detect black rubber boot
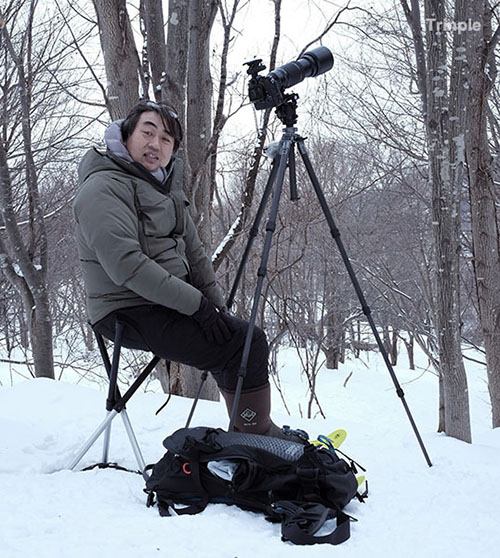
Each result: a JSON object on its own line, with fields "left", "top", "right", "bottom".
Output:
{"left": 220, "top": 382, "right": 272, "bottom": 434}
{"left": 220, "top": 383, "right": 309, "bottom": 444}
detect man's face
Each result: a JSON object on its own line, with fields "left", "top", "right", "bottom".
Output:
{"left": 125, "top": 111, "right": 175, "bottom": 172}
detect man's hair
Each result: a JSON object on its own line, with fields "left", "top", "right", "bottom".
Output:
{"left": 121, "top": 100, "right": 183, "bottom": 152}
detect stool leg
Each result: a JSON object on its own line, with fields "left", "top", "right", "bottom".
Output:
{"left": 101, "top": 322, "right": 124, "bottom": 465}
{"left": 106, "top": 322, "right": 124, "bottom": 409}
{"left": 120, "top": 409, "right": 148, "bottom": 479}
{"left": 69, "top": 410, "right": 118, "bottom": 470}
{"left": 69, "top": 323, "right": 158, "bottom": 473}
{"left": 101, "top": 412, "right": 112, "bottom": 464}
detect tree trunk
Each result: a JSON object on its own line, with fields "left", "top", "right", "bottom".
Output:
{"left": 166, "top": 361, "right": 220, "bottom": 401}
{"left": 351, "top": 320, "right": 361, "bottom": 358}
{"left": 148, "top": 0, "right": 191, "bottom": 397}
{"left": 323, "top": 311, "right": 345, "bottom": 369}
{"left": 142, "top": 0, "right": 167, "bottom": 101}
{"left": 92, "top": 0, "right": 140, "bottom": 118}
{"left": 163, "top": 0, "right": 189, "bottom": 119}
{"left": 382, "top": 325, "right": 399, "bottom": 365}
{"left": 30, "top": 290, "right": 55, "bottom": 379}
{"left": 403, "top": 333, "right": 415, "bottom": 370}
{"left": 0, "top": 10, "right": 55, "bottom": 380}
{"left": 464, "top": 0, "right": 500, "bottom": 428}
{"left": 185, "top": 0, "right": 218, "bottom": 238}
{"left": 403, "top": 0, "right": 472, "bottom": 440}
{"left": 390, "top": 328, "right": 399, "bottom": 366}
{"left": 170, "top": 0, "right": 220, "bottom": 401}
{"left": 383, "top": 325, "right": 391, "bottom": 358}
{"left": 158, "top": 0, "right": 219, "bottom": 401}
{"left": 424, "top": 0, "right": 471, "bottom": 441}
{"left": 438, "top": 373, "right": 445, "bottom": 432}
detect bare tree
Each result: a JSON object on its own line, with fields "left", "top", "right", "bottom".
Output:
{"left": 0, "top": 3, "right": 57, "bottom": 379}
{"left": 464, "top": 0, "right": 500, "bottom": 428}
{"left": 401, "top": 0, "right": 471, "bottom": 441}
{"left": 0, "top": 0, "right": 112, "bottom": 381}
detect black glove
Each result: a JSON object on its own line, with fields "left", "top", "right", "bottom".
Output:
{"left": 192, "top": 296, "right": 234, "bottom": 345}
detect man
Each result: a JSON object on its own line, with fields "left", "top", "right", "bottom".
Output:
{"left": 73, "top": 100, "right": 301, "bottom": 441}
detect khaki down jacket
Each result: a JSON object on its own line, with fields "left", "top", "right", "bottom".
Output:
{"left": 73, "top": 148, "right": 225, "bottom": 325}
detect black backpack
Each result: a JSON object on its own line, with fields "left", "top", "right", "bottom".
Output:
{"left": 144, "top": 426, "right": 365, "bottom": 546}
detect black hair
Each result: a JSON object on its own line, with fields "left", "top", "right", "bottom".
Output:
{"left": 121, "top": 100, "right": 183, "bottom": 151}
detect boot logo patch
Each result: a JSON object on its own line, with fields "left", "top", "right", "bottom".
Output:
{"left": 240, "top": 408, "right": 257, "bottom": 422}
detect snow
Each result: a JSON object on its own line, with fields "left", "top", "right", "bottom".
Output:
{"left": 0, "top": 344, "right": 499, "bottom": 557}
{"left": 212, "top": 210, "right": 243, "bottom": 262}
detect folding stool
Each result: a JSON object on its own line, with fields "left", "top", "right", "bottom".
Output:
{"left": 68, "top": 318, "right": 210, "bottom": 479}
{"left": 68, "top": 320, "right": 160, "bottom": 480}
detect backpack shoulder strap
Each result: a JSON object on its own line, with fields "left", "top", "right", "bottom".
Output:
{"left": 272, "top": 501, "right": 353, "bottom": 546}
{"left": 157, "top": 498, "right": 208, "bottom": 517}
{"left": 145, "top": 439, "right": 212, "bottom": 517}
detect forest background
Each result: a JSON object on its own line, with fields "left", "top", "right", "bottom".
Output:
{"left": 1, "top": 0, "right": 499, "bottom": 444}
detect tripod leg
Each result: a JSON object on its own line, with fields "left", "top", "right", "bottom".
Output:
{"left": 296, "top": 137, "right": 433, "bottom": 467}
{"left": 227, "top": 154, "right": 282, "bottom": 310}
{"left": 185, "top": 371, "right": 208, "bottom": 428}
{"left": 229, "top": 129, "right": 296, "bottom": 430}
{"left": 288, "top": 142, "right": 299, "bottom": 201}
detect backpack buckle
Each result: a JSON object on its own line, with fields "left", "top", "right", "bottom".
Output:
{"left": 282, "top": 425, "right": 310, "bottom": 441}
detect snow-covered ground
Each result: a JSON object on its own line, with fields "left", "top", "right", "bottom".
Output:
{"left": 0, "top": 343, "right": 498, "bottom": 557}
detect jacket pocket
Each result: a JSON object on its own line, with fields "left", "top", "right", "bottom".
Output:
{"left": 138, "top": 191, "right": 177, "bottom": 239}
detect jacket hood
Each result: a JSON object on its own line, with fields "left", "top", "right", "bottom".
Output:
{"left": 78, "top": 147, "right": 180, "bottom": 193}
{"left": 78, "top": 148, "right": 121, "bottom": 184}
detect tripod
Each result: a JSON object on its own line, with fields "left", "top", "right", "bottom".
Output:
{"left": 226, "top": 94, "right": 432, "bottom": 467}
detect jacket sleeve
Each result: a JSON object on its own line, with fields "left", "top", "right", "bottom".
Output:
{"left": 74, "top": 175, "right": 202, "bottom": 315}
{"left": 183, "top": 211, "right": 227, "bottom": 310}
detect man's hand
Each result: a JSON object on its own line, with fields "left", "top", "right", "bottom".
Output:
{"left": 192, "top": 296, "right": 234, "bottom": 345}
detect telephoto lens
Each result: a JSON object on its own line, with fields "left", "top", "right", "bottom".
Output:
{"left": 268, "top": 46, "right": 334, "bottom": 90}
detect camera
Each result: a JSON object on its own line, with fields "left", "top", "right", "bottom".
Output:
{"left": 245, "top": 46, "right": 334, "bottom": 110}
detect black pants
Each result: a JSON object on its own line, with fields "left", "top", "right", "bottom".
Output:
{"left": 93, "top": 304, "right": 269, "bottom": 391}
